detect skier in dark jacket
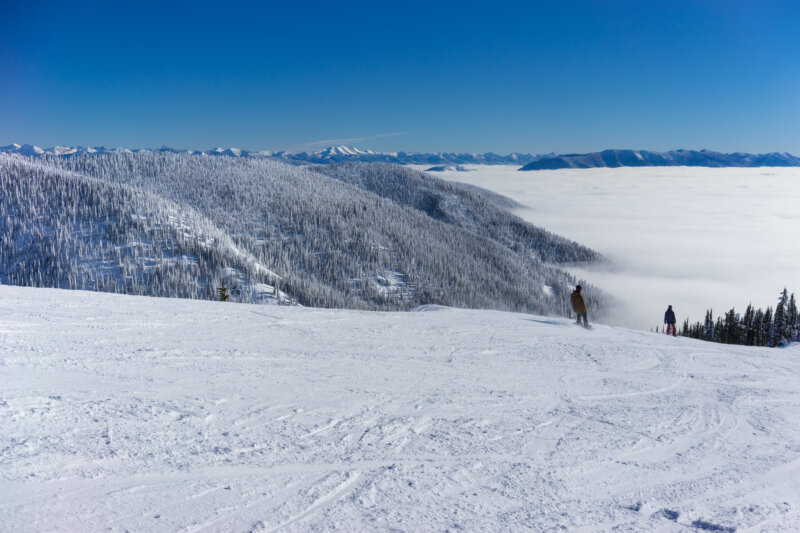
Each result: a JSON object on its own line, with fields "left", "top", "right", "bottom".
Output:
{"left": 571, "top": 285, "right": 589, "bottom": 328}
{"left": 664, "top": 305, "right": 677, "bottom": 336}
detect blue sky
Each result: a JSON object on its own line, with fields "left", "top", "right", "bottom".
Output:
{"left": 2, "top": 1, "right": 798, "bottom": 154}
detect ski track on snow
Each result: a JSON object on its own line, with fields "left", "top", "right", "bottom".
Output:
{"left": 1, "top": 286, "right": 799, "bottom": 531}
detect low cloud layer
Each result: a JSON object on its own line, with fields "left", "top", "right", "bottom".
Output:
{"left": 428, "top": 165, "right": 800, "bottom": 331}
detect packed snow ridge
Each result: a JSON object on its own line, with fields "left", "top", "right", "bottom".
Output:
{"left": 2, "top": 285, "right": 798, "bottom": 531}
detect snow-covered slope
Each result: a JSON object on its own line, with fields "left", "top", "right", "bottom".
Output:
{"left": 2, "top": 285, "right": 797, "bottom": 531}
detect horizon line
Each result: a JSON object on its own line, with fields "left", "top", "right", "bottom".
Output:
{"left": 2, "top": 142, "right": 798, "bottom": 158}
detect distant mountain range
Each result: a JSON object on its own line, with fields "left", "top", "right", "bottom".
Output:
{"left": 519, "top": 149, "right": 800, "bottom": 170}
{"left": 0, "top": 143, "right": 543, "bottom": 166}
{"left": 4, "top": 143, "right": 798, "bottom": 169}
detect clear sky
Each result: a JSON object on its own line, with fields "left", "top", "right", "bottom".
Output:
{"left": 2, "top": 0, "right": 798, "bottom": 154}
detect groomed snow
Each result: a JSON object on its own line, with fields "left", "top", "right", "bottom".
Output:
{"left": 2, "top": 285, "right": 799, "bottom": 531}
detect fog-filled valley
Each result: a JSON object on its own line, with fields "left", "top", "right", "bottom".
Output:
{"left": 424, "top": 165, "right": 800, "bottom": 331}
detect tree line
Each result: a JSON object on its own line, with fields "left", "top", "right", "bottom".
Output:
{"left": 680, "top": 288, "right": 799, "bottom": 347}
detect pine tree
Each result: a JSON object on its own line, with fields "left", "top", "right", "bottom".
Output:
{"left": 713, "top": 316, "right": 725, "bottom": 343}
{"left": 762, "top": 307, "right": 773, "bottom": 347}
{"left": 703, "top": 309, "right": 714, "bottom": 341}
{"left": 742, "top": 304, "right": 756, "bottom": 346}
{"left": 752, "top": 309, "right": 764, "bottom": 346}
{"left": 771, "top": 289, "right": 789, "bottom": 346}
{"left": 723, "top": 308, "right": 740, "bottom": 344}
{"left": 787, "top": 292, "right": 799, "bottom": 342}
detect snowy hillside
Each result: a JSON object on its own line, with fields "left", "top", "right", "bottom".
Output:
{"left": 2, "top": 285, "right": 798, "bottom": 531}
{"left": 0, "top": 153, "right": 602, "bottom": 316}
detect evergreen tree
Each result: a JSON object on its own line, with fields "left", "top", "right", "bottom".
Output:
{"left": 771, "top": 289, "right": 789, "bottom": 346}
{"left": 742, "top": 304, "right": 756, "bottom": 346}
{"left": 723, "top": 308, "right": 740, "bottom": 344}
{"left": 762, "top": 307, "right": 773, "bottom": 346}
{"left": 713, "top": 316, "right": 725, "bottom": 343}
{"left": 703, "top": 310, "right": 714, "bottom": 341}
{"left": 752, "top": 308, "right": 765, "bottom": 346}
{"left": 787, "top": 292, "right": 799, "bottom": 342}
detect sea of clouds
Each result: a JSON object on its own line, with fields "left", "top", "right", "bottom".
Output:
{"left": 421, "top": 165, "right": 800, "bottom": 331}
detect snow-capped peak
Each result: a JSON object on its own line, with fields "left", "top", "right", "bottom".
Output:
{"left": 19, "top": 144, "right": 45, "bottom": 156}
{"left": 317, "top": 145, "right": 377, "bottom": 157}
{"left": 51, "top": 146, "right": 78, "bottom": 155}
{"left": 206, "top": 147, "right": 245, "bottom": 157}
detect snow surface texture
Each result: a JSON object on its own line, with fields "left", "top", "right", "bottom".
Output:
{"left": 418, "top": 165, "right": 800, "bottom": 331}
{"left": 2, "top": 285, "right": 798, "bottom": 531}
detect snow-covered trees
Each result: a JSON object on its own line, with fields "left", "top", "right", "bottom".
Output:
{"left": 681, "top": 288, "right": 800, "bottom": 347}
{"left": 0, "top": 152, "right": 606, "bottom": 317}
{"left": 0, "top": 155, "right": 278, "bottom": 303}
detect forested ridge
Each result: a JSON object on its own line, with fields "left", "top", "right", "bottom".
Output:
{"left": 1, "top": 152, "right": 606, "bottom": 316}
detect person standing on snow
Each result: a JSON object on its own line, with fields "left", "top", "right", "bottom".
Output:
{"left": 664, "top": 305, "right": 677, "bottom": 336}
{"left": 570, "top": 285, "right": 589, "bottom": 328}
